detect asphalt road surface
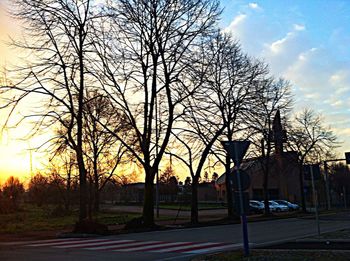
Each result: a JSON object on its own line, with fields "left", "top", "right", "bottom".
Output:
{"left": 1, "top": 212, "right": 350, "bottom": 261}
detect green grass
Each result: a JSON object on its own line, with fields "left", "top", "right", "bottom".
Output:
{"left": 0, "top": 204, "right": 139, "bottom": 234}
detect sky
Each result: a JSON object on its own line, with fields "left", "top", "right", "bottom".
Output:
{"left": 0, "top": 0, "right": 350, "bottom": 182}
{"left": 220, "top": 0, "right": 350, "bottom": 153}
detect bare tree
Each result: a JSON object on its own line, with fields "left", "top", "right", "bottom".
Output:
{"left": 171, "top": 32, "right": 267, "bottom": 223}
{"left": 329, "top": 163, "right": 350, "bottom": 206}
{"left": 93, "top": 0, "right": 220, "bottom": 226}
{"left": 288, "top": 109, "right": 338, "bottom": 212}
{"left": 247, "top": 78, "right": 292, "bottom": 214}
{"left": 83, "top": 91, "right": 129, "bottom": 213}
{"left": 0, "top": 0, "right": 100, "bottom": 223}
{"left": 207, "top": 34, "right": 268, "bottom": 220}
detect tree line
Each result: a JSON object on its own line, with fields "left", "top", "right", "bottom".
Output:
{"left": 0, "top": 0, "right": 338, "bottom": 228}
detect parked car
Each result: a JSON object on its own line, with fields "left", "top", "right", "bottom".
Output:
{"left": 274, "top": 200, "right": 300, "bottom": 211}
{"left": 249, "top": 200, "right": 264, "bottom": 214}
{"left": 269, "top": 200, "right": 289, "bottom": 212}
{"left": 261, "top": 200, "right": 289, "bottom": 212}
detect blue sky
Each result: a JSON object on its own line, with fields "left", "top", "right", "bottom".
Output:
{"left": 219, "top": 0, "right": 350, "bottom": 154}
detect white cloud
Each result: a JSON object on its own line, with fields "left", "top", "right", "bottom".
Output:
{"left": 269, "top": 32, "right": 295, "bottom": 54}
{"left": 293, "top": 24, "right": 305, "bottom": 31}
{"left": 329, "top": 70, "right": 350, "bottom": 94}
{"left": 227, "top": 13, "right": 247, "bottom": 29}
{"left": 248, "top": 3, "right": 261, "bottom": 10}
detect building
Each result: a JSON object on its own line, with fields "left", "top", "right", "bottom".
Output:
{"left": 216, "top": 151, "right": 301, "bottom": 203}
{"left": 216, "top": 110, "right": 302, "bottom": 204}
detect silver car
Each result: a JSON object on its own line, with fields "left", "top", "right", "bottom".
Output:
{"left": 274, "top": 200, "right": 300, "bottom": 211}
{"left": 269, "top": 200, "right": 289, "bottom": 212}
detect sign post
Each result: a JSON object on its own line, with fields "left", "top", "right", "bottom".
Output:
{"left": 304, "top": 164, "right": 321, "bottom": 237}
{"left": 221, "top": 140, "right": 250, "bottom": 256}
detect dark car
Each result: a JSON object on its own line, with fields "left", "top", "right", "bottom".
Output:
{"left": 249, "top": 200, "right": 264, "bottom": 214}
{"left": 274, "top": 200, "right": 300, "bottom": 211}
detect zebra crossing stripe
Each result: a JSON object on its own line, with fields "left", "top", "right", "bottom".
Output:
{"left": 115, "top": 242, "right": 194, "bottom": 251}
{"left": 180, "top": 243, "right": 240, "bottom": 254}
{"left": 85, "top": 241, "right": 161, "bottom": 251}
{"left": 26, "top": 238, "right": 238, "bottom": 254}
{"left": 83, "top": 240, "right": 140, "bottom": 250}
{"left": 4, "top": 238, "right": 81, "bottom": 246}
{"left": 150, "top": 242, "right": 224, "bottom": 253}
{"left": 27, "top": 238, "right": 107, "bottom": 247}
{"left": 53, "top": 239, "right": 117, "bottom": 248}
{"left": 115, "top": 241, "right": 193, "bottom": 252}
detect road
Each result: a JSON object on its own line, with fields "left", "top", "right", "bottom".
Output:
{"left": 104, "top": 205, "right": 228, "bottom": 218}
{"left": 1, "top": 212, "right": 349, "bottom": 261}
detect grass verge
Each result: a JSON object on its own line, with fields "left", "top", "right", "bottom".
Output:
{"left": 0, "top": 204, "right": 139, "bottom": 234}
{"left": 193, "top": 249, "right": 350, "bottom": 261}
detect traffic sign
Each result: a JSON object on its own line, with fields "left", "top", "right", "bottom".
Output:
{"left": 221, "top": 140, "right": 250, "bottom": 166}
{"left": 234, "top": 192, "right": 249, "bottom": 215}
{"left": 231, "top": 169, "right": 251, "bottom": 191}
{"left": 345, "top": 152, "right": 350, "bottom": 164}
{"left": 303, "top": 164, "right": 321, "bottom": 181}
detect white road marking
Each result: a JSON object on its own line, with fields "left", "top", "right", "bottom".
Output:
{"left": 150, "top": 242, "right": 223, "bottom": 253}
{"left": 27, "top": 238, "right": 106, "bottom": 247}
{"left": 85, "top": 240, "right": 161, "bottom": 250}
{"left": 115, "top": 241, "right": 193, "bottom": 252}
{"left": 53, "top": 239, "right": 120, "bottom": 248}
{"left": 181, "top": 243, "right": 241, "bottom": 254}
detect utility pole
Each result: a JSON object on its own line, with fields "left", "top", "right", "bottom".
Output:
{"left": 323, "top": 161, "right": 331, "bottom": 210}
{"left": 310, "top": 165, "right": 320, "bottom": 237}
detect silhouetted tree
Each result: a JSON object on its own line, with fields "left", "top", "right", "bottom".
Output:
{"left": 288, "top": 109, "right": 338, "bottom": 212}
{"left": 83, "top": 91, "right": 129, "bottom": 213}
{"left": 2, "top": 176, "right": 24, "bottom": 210}
{"left": 93, "top": 0, "right": 220, "bottom": 226}
{"left": 28, "top": 174, "right": 50, "bottom": 207}
{"left": 247, "top": 78, "right": 292, "bottom": 215}
{"left": 1, "top": 0, "right": 101, "bottom": 223}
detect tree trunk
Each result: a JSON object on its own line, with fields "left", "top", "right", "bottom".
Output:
{"left": 142, "top": 171, "right": 155, "bottom": 227}
{"left": 262, "top": 139, "right": 271, "bottom": 215}
{"left": 65, "top": 169, "right": 71, "bottom": 212}
{"left": 190, "top": 177, "right": 199, "bottom": 224}
{"left": 262, "top": 159, "right": 270, "bottom": 215}
{"left": 77, "top": 151, "right": 87, "bottom": 221}
{"left": 225, "top": 156, "right": 235, "bottom": 220}
{"left": 77, "top": 27, "right": 87, "bottom": 222}
{"left": 263, "top": 171, "right": 270, "bottom": 215}
{"left": 93, "top": 158, "right": 100, "bottom": 213}
{"left": 299, "top": 163, "right": 306, "bottom": 212}
{"left": 94, "top": 180, "right": 100, "bottom": 213}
